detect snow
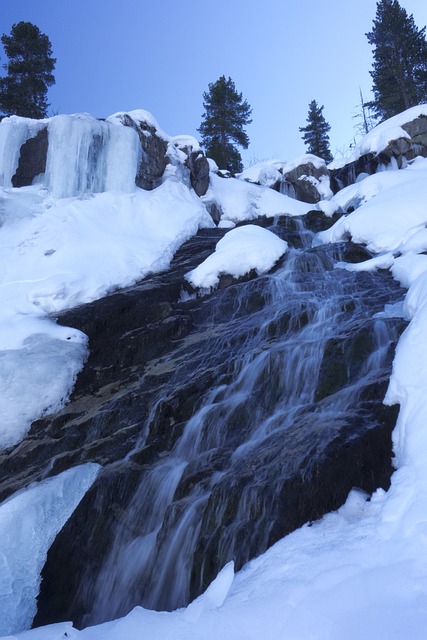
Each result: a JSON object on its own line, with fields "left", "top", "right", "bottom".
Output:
{"left": 0, "top": 463, "right": 100, "bottom": 636}
{"left": 185, "top": 225, "right": 288, "bottom": 289}
{"left": 330, "top": 104, "right": 427, "bottom": 169}
{"left": 107, "top": 109, "right": 170, "bottom": 141}
{"left": 315, "top": 157, "right": 427, "bottom": 253}
{"left": 205, "top": 173, "right": 312, "bottom": 223}
{"left": 0, "top": 112, "right": 214, "bottom": 450}
{"left": 6, "top": 107, "right": 427, "bottom": 640}
{"left": 239, "top": 154, "right": 327, "bottom": 186}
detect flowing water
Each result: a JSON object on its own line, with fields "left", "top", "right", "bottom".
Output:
{"left": 77, "top": 220, "right": 404, "bottom": 626}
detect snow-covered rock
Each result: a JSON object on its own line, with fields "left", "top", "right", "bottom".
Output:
{"left": 185, "top": 224, "right": 288, "bottom": 289}
{"left": 329, "top": 105, "right": 427, "bottom": 191}
{"left": 239, "top": 154, "right": 332, "bottom": 204}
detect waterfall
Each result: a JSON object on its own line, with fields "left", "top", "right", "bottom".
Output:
{"left": 72, "top": 222, "right": 404, "bottom": 626}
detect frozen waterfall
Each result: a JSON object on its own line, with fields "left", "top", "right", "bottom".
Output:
{"left": 0, "top": 113, "right": 141, "bottom": 198}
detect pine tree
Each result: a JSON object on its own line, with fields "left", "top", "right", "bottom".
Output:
{"left": 0, "top": 21, "right": 56, "bottom": 119}
{"left": 366, "top": 0, "right": 427, "bottom": 120}
{"left": 299, "top": 100, "right": 333, "bottom": 163}
{"left": 198, "top": 76, "right": 252, "bottom": 174}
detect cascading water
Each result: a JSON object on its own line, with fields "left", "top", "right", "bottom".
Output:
{"left": 54, "top": 220, "right": 404, "bottom": 627}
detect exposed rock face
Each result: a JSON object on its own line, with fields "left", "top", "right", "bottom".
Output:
{"left": 282, "top": 161, "right": 331, "bottom": 204}
{"left": 401, "top": 114, "right": 427, "bottom": 150}
{"left": 119, "top": 113, "right": 169, "bottom": 190}
{"left": 186, "top": 149, "right": 210, "bottom": 197}
{"left": 11, "top": 127, "right": 48, "bottom": 187}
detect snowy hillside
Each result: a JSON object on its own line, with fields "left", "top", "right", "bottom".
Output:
{"left": 2, "top": 106, "right": 427, "bottom": 640}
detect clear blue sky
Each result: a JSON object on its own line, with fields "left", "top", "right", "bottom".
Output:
{"left": 1, "top": 0, "right": 427, "bottom": 166}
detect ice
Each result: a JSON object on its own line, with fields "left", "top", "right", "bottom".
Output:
{"left": 185, "top": 224, "right": 287, "bottom": 289}
{"left": 0, "top": 117, "right": 47, "bottom": 188}
{"left": 45, "top": 114, "right": 140, "bottom": 198}
{"left": 0, "top": 332, "right": 88, "bottom": 450}
{"left": 0, "top": 463, "right": 100, "bottom": 636}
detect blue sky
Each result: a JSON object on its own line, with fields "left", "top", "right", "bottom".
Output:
{"left": 2, "top": 0, "right": 427, "bottom": 166}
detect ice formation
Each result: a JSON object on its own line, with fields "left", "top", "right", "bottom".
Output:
{"left": 0, "top": 463, "right": 100, "bottom": 635}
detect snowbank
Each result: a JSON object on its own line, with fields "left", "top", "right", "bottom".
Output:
{"left": 315, "top": 157, "right": 427, "bottom": 253}
{"left": 185, "top": 225, "right": 287, "bottom": 289}
{"left": 205, "top": 173, "right": 312, "bottom": 222}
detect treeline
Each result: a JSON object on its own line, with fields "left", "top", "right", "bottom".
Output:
{"left": 1, "top": 1, "right": 427, "bottom": 170}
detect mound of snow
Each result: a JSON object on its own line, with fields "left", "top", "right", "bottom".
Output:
{"left": 185, "top": 225, "right": 288, "bottom": 289}
{"left": 315, "top": 158, "right": 427, "bottom": 253}
{"left": 206, "top": 174, "right": 311, "bottom": 223}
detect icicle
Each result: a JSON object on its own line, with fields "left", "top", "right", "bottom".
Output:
{"left": 44, "top": 114, "right": 140, "bottom": 198}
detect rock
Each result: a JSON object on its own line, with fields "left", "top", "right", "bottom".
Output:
{"left": 12, "top": 127, "right": 48, "bottom": 187}
{"left": 186, "top": 150, "right": 210, "bottom": 197}
{"left": 300, "top": 210, "right": 342, "bottom": 233}
{"left": 330, "top": 115, "right": 427, "bottom": 193}
{"left": 330, "top": 153, "right": 380, "bottom": 193}
{"left": 282, "top": 160, "right": 331, "bottom": 204}
{"left": 401, "top": 114, "right": 427, "bottom": 151}
{"left": 119, "top": 113, "right": 168, "bottom": 190}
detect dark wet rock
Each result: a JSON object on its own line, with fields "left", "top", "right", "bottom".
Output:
{"left": 340, "top": 242, "right": 373, "bottom": 264}
{"left": 301, "top": 210, "right": 342, "bottom": 233}
{"left": 12, "top": 127, "right": 48, "bottom": 187}
{"left": 191, "top": 391, "right": 399, "bottom": 597}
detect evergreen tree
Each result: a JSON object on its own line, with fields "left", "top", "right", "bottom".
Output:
{"left": 366, "top": 0, "right": 427, "bottom": 120}
{"left": 0, "top": 21, "right": 56, "bottom": 119}
{"left": 198, "top": 75, "right": 252, "bottom": 174}
{"left": 299, "top": 100, "right": 333, "bottom": 163}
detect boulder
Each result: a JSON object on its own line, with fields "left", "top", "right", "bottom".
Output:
{"left": 282, "top": 161, "right": 331, "bottom": 204}
{"left": 119, "top": 113, "right": 168, "bottom": 190}
{"left": 186, "top": 150, "right": 210, "bottom": 197}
